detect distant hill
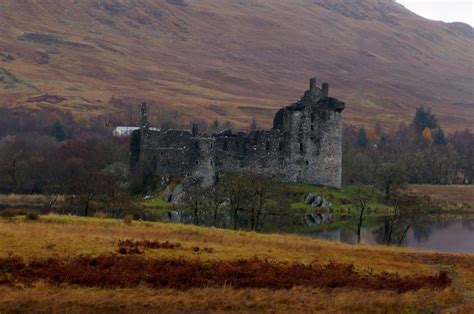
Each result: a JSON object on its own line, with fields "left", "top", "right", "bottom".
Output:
{"left": 0, "top": 0, "right": 472, "bottom": 131}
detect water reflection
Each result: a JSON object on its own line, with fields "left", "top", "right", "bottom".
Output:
{"left": 308, "top": 218, "right": 474, "bottom": 254}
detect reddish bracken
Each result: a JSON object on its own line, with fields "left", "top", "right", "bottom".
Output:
{"left": 117, "top": 239, "right": 182, "bottom": 255}
{"left": 0, "top": 255, "right": 450, "bottom": 293}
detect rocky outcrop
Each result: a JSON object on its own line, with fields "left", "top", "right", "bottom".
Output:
{"left": 305, "top": 192, "right": 333, "bottom": 209}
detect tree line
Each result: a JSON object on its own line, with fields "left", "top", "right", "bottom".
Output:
{"left": 343, "top": 106, "right": 473, "bottom": 186}
{"left": 0, "top": 105, "right": 471, "bottom": 225}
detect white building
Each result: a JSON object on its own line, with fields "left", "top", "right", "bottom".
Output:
{"left": 112, "top": 126, "right": 140, "bottom": 137}
{"left": 113, "top": 126, "right": 160, "bottom": 137}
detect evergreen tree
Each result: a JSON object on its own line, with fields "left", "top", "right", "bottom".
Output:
{"left": 49, "top": 121, "right": 69, "bottom": 141}
{"left": 222, "top": 120, "right": 234, "bottom": 131}
{"left": 250, "top": 117, "right": 257, "bottom": 133}
{"left": 413, "top": 105, "right": 438, "bottom": 134}
{"left": 209, "top": 119, "right": 221, "bottom": 134}
{"left": 356, "top": 127, "right": 368, "bottom": 147}
{"left": 434, "top": 127, "right": 447, "bottom": 145}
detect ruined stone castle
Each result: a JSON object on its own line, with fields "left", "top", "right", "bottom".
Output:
{"left": 130, "top": 78, "right": 345, "bottom": 189}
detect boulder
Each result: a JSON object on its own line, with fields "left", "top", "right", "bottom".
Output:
{"left": 171, "top": 184, "right": 185, "bottom": 204}
{"left": 305, "top": 192, "right": 317, "bottom": 205}
{"left": 321, "top": 198, "right": 333, "bottom": 209}
{"left": 163, "top": 186, "right": 173, "bottom": 202}
{"left": 311, "top": 196, "right": 324, "bottom": 208}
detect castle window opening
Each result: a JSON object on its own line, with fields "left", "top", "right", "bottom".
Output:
{"left": 306, "top": 161, "right": 309, "bottom": 165}
{"left": 279, "top": 142, "right": 284, "bottom": 151}
{"left": 311, "top": 125, "right": 314, "bottom": 131}
{"left": 300, "top": 143, "right": 304, "bottom": 153}
{"left": 223, "top": 141, "right": 228, "bottom": 150}
{"left": 265, "top": 142, "right": 270, "bottom": 151}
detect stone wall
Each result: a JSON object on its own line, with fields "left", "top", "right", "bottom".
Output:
{"left": 131, "top": 78, "right": 345, "bottom": 189}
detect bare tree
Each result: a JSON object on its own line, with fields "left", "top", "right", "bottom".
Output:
{"left": 352, "top": 186, "right": 375, "bottom": 243}
{"left": 383, "top": 194, "right": 430, "bottom": 245}
{"left": 220, "top": 174, "right": 253, "bottom": 230}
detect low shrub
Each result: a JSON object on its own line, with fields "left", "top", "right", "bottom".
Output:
{"left": 117, "top": 239, "right": 182, "bottom": 255}
{"left": 123, "top": 214, "right": 133, "bottom": 225}
{"left": 25, "top": 211, "right": 39, "bottom": 221}
{"left": 0, "top": 255, "right": 451, "bottom": 293}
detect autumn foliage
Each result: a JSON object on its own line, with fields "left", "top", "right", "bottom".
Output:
{"left": 0, "top": 255, "right": 450, "bottom": 293}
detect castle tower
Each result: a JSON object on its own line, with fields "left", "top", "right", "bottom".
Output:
{"left": 322, "top": 83, "right": 329, "bottom": 97}
{"left": 272, "top": 78, "right": 345, "bottom": 188}
{"left": 309, "top": 78, "right": 317, "bottom": 92}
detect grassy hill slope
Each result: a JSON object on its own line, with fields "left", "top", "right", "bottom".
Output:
{"left": 0, "top": 0, "right": 472, "bottom": 130}
{"left": 0, "top": 215, "right": 473, "bottom": 312}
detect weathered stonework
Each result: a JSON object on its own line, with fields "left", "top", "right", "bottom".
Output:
{"left": 130, "top": 78, "right": 345, "bottom": 189}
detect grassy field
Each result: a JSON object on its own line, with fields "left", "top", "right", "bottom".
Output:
{"left": 0, "top": 214, "right": 473, "bottom": 312}
{"left": 408, "top": 185, "right": 474, "bottom": 210}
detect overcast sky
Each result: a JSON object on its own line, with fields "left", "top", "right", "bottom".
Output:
{"left": 397, "top": 0, "right": 473, "bottom": 26}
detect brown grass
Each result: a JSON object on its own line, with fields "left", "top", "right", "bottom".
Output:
{"left": 0, "top": 215, "right": 472, "bottom": 312}
{"left": 408, "top": 185, "right": 474, "bottom": 208}
{"left": 0, "top": 194, "right": 63, "bottom": 205}
{"left": 0, "top": 286, "right": 461, "bottom": 313}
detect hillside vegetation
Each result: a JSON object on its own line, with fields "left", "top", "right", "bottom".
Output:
{"left": 0, "top": 215, "right": 473, "bottom": 312}
{"left": 0, "top": 0, "right": 472, "bottom": 130}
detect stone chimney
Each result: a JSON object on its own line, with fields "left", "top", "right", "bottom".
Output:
{"left": 322, "top": 83, "right": 329, "bottom": 97}
{"left": 309, "top": 78, "right": 317, "bottom": 92}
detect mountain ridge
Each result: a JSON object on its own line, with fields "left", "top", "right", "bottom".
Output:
{"left": 0, "top": 0, "right": 472, "bottom": 131}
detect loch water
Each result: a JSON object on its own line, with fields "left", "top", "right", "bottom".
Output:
{"left": 308, "top": 217, "right": 474, "bottom": 254}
